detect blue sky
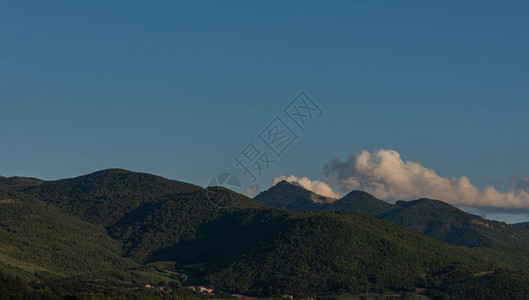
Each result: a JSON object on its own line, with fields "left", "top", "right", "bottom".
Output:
{"left": 1, "top": 1, "right": 528, "bottom": 222}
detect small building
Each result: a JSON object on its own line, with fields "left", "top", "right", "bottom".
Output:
{"left": 187, "top": 286, "right": 214, "bottom": 294}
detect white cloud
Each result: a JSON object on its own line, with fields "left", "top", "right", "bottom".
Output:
{"left": 242, "top": 184, "right": 260, "bottom": 198}
{"left": 323, "top": 149, "right": 529, "bottom": 209}
{"left": 272, "top": 175, "right": 340, "bottom": 199}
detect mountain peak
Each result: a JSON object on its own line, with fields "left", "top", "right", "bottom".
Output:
{"left": 395, "top": 198, "right": 459, "bottom": 210}
{"left": 328, "top": 190, "right": 395, "bottom": 215}
{"left": 22, "top": 169, "right": 202, "bottom": 226}
{"left": 94, "top": 168, "right": 132, "bottom": 172}
{"left": 267, "top": 180, "right": 311, "bottom": 195}
{"left": 254, "top": 180, "right": 336, "bottom": 211}
{"left": 84, "top": 168, "right": 143, "bottom": 177}
{"left": 275, "top": 179, "right": 301, "bottom": 188}
{"left": 343, "top": 190, "right": 378, "bottom": 199}
{"left": 0, "top": 176, "right": 45, "bottom": 191}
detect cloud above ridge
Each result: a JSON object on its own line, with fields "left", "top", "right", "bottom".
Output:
{"left": 242, "top": 184, "right": 260, "bottom": 198}
{"left": 322, "top": 149, "right": 529, "bottom": 209}
{"left": 271, "top": 175, "right": 340, "bottom": 199}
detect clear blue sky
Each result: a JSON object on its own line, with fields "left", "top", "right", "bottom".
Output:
{"left": 1, "top": 1, "right": 528, "bottom": 221}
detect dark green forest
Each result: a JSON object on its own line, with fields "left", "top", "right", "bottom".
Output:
{"left": 2, "top": 169, "right": 529, "bottom": 299}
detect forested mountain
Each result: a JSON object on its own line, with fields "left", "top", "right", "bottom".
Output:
{"left": 0, "top": 176, "right": 44, "bottom": 191}
{"left": 109, "top": 186, "right": 266, "bottom": 261}
{"left": 0, "top": 187, "right": 136, "bottom": 281}
{"left": 380, "top": 199, "right": 529, "bottom": 248}
{"left": 199, "top": 210, "right": 494, "bottom": 296}
{"left": 16, "top": 169, "right": 203, "bottom": 226}
{"left": 325, "top": 190, "right": 395, "bottom": 215}
{"left": 254, "top": 180, "right": 336, "bottom": 211}
{"left": 2, "top": 169, "right": 529, "bottom": 298}
{"left": 255, "top": 182, "right": 529, "bottom": 248}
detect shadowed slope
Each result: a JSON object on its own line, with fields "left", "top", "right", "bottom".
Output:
{"left": 254, "top": 180, "right": 336, "bottom": 211}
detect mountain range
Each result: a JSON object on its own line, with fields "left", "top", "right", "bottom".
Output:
{"left": 2, "top": 169, "right": 529, "bottom": 299}
{"left": 256, "top": 180, "right": 529, "bottom": 249}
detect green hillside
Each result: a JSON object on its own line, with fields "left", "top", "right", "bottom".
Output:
{"left": 201, "top": 210, "right": 493, "bottom": 297}
{"left": 430, "top": 269, "right": 529, "bottom": 300}
{"left": 109, "top": 186, "right": 266, "bottom": 261}
{"left": 0, "top": 176, "right": 44, "bottom": 191}
{"left": 21, "top": 169, "right": 202, "bottom": 226}
{"left": 0, "top": 185, "right": 239, "bottom": 298}
{"left": 0, "top": 269, "right": 53, "bottom": 299}
{"left": 0, "top": 266, "right": 229, "bottom": 299}
{"left": 3, "top": 169, "right": 529, "bottom": 298}
{"left": 0, "top": 187, "right": 136, "bottom": 281}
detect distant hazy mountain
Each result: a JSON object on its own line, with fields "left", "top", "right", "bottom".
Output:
{"left": 380, "top": 198, "right": 529, "bottom": 248}
{"left": 255, "top": 182, "right": 529, "bottom": 249}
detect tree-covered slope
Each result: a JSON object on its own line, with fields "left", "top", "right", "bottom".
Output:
{"left": 20, "top": 169, "right": 202, "bottom": 226}
{"left": 1, "top": 266, "right": 228, "bottom": 300}
{"left": 5, "top": 169, "right": 267, "bottom": 264}
{"left": 0, "top": 269, "right": 53, "bottom": 299}
{"left": 4, "top": 169, "right": 529, "bottom": 298}
{"left": 0, "top": 176, "right": 44, "bottom": 191}
{"left": 0, "top": 187, "right": 136, "bottom": 280}
{"left": 379, "top": 199, "right": 529, "bottom": 248}
{"left": 109, "top": 186, "right": 266, "bottom": 261}
{"left": 430, "top": 269, "right": 529, "bottom": 300}
{"left": 192, "top": 210, "right": 493, "bottom": 297}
